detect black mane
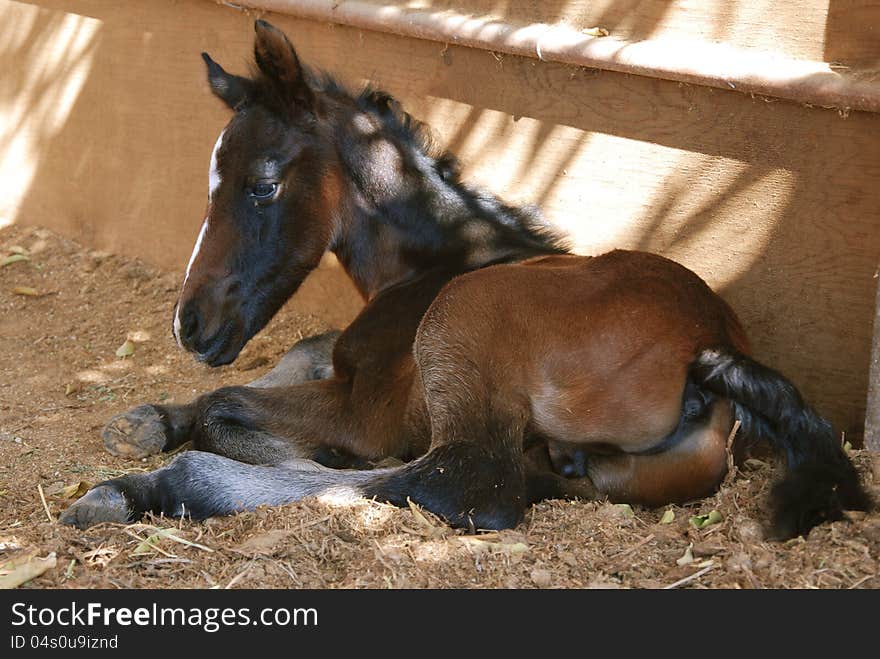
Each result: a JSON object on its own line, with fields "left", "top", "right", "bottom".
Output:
{"left": 247, "top": 63, "right": 571, "bottom": 265}
{"left": 353, "top": 86, "right": 571, "bottom": 258}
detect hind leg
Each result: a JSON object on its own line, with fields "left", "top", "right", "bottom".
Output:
{"left": 101, "top": 330, "right": 340, "bottom": 458}
{"left": 580, "top": 401, "right": 732, "bottom": 507}
{"left": 357, "top": 296, "right": 540, "bottom": 530}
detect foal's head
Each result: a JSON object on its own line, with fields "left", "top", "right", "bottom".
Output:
{"left": 174, "top": 20, "right": 567, "bottom": 365}
{"left": 173, "top": 20, "right": 342, "bottom": 365}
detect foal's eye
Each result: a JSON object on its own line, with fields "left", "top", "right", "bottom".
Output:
{"left": 249, "top": 182, "right": 278, "bottom": 199}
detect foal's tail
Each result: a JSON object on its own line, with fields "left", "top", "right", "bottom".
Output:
{"left": 690, "top": 348, "right": 871, "bottom": 538}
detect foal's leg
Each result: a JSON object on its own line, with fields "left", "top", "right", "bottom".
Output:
{"left": 62, "top": 293, "right": 565, "bottom": 530}
{"left": 246, "top": 330, "right": 341, "bottom": 388}
{"left": 101, "top": 330, "right": 340, "bottom": 458}
{"left": 60, "top": 450, "right": 392, "bottom": 529}
{"left": 358, "top": 292, "right": 582, "bottom": 529}
{"left": 545, "top": 400, "right": 732, "bottom": 507}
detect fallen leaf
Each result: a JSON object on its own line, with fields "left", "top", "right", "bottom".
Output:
{"left": 676, "top": 543, "right": 694, "bottom": 566}
{"left": 13, "top": 286, "right": 39, "bottom": 297}
{"left": 613, "top": 503, "right": 635, "bottom": 518}
{"left": 9, "top": 246, "right": 28, "bottom": 255}
{"left": 0, "top": 552, "right": 56, "bottom": 589}
{"left": 115, "top": 339, "right": 135, "bottom": 358}
{"left": 660, "top": 509, "right": 675, "bottom": 524}
{"left": 1, "top": 254, "right": 29, "bottom": 267}
{"left": 47, "top": 481, "right": 92, "bottom": 500}
{"left": 689, "top": 510, "right": 723, "bottom": 529}
{"left": 582, "top": 26, "right": 610, "bottom": 37}
{"left": 64, "top": 382, "right": 81, "bottom": 396}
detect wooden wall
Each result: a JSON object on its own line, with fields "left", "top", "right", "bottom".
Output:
{"left": 1, "top": 0, "right": 878, "bottom": 440}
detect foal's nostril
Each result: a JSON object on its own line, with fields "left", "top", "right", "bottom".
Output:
{"left": 179, "top": 302, "right": 202, "bottom": 346}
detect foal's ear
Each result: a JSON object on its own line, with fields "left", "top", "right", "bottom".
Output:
{"left": 253, "top": 20, "right": 314, "bottom": 111}
{"left": 202, "top": 52, "right": 250, "bottom": 110}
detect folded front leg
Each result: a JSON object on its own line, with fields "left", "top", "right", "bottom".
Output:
{"left": 100, "top": 329, "right": 342, "bottom": 459}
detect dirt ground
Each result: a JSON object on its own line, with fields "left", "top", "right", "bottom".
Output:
{"left": 1, "top": 224, "right": 879, "bottom": 590}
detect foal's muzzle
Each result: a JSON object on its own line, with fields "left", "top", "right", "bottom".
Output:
{"left": 174, "top": 276, "right": 244, "bottom": 365}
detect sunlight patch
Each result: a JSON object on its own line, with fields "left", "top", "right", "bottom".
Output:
{"left": 75, "top": 369, "right": 109, "bottom": 384}
{"left": 0, "top": 7, "right": 101, "bottom": 226}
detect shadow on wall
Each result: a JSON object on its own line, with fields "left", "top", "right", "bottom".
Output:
{"left": 3, "top": 1, "right": 878, "bottom": 439}
{"left": 2, "top": 0, "right": 249, "bottom": 260}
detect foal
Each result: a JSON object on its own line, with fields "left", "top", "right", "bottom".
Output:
{"left": 62, "top": 20, "right": 869, "bottom": 539}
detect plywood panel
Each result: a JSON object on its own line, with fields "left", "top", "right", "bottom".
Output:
{"left": 2, "top": 0, "right": 878, "bottom": 440}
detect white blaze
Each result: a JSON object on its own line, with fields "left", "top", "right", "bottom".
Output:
{"left": 208, "top": 128, "right": 225, "bottom": 200}
{"left": 183, "top": 219, "right": 209, "bottom": 286}
{"left": 173, "top": 127, "right": 225, "bottom": 348}
{"left": 173, "top": 218, "right": 209, "bottom": 347}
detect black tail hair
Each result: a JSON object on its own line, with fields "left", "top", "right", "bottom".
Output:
{"left": 690, "top": 348, "right": 871, "bottom": 539}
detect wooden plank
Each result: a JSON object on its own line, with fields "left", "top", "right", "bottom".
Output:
{"left": 251, "top": 0, "right": 880, "bottom": 112}
{"left": 253, "top": 0, "right": 880, "bottom": 66}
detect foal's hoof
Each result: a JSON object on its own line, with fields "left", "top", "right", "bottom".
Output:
{"left": 102, "top": 405, "right": 166, "bottom": 458}
{"left": 59, "top": 486, "right": 131, "bottom": 529}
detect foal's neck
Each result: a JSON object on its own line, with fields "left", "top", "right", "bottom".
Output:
{"left": 329, "top": 100, "right": 567, "bottom": 300}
